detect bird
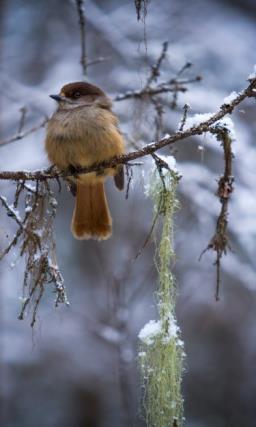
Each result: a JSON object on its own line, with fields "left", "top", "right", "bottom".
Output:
{"left": 45, "top": 81, "right": 125, "bottom": 240}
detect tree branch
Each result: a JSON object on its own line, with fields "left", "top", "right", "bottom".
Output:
{"left": 0, "top": 77, "right": 255, "bottom": 182}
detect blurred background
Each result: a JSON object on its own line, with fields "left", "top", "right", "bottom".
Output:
{"left": 1, "top": 0, "right": 256, "bottom": 426}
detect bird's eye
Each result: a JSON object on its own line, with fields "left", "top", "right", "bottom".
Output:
{"left": 73, "top": 91, "right": 81, "bottom": 98}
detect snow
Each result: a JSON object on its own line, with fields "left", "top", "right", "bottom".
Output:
{"left": 182, "top": 112, "right": 212, "bottom": 129}
{"left": 138, "top": 319, "right": 161, "bottom": 345}
{"left": 138, "top": 313, "right": 179, "bottom": 346}
{"left": 183, "top": 113, "right": 236, "bottom": 141}
{"left": 217, "top": 116, "right": 236, "bottom": 140}
{"left": 163, "top": 133, "right": 171, "bottom": 139}
{"left": 247, "top": 64, "right": 256, "bottom": 80}
{"left": 19, "top": 296, "right": 28, "bottom": 304}
{"left": 144, "top": 154, "right": 179, "bottom": 196}
{"left": 7, "top": 204, "right": 22, "bottom": 222}
{"left": 223, "top": 91, "right": 239, "bottom": 104}
{"left": 156, "top": 154, "right": 177, "bottom": 172}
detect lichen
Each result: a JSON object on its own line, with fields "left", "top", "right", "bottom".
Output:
{"left": 139, "top": 162, "right": 185, "bottom": 427}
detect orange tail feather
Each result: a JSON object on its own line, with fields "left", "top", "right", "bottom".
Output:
{"left": 71, "top": 182, "right": 112, "bottom": 240}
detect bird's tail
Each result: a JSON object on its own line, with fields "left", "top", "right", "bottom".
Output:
{"left": 71, "top": 182, "right": 112, "bottom": 240}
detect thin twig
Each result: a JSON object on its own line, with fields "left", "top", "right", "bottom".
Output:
{"left": 115, "top": 43, "right": 200, "bottom": 103}
{"left": 114, "top": 83, "right": 188, "bottom": 102}
{"left": 17, "top": 107, "right": 27, "bottom": 134}
{"left": 152, "top": 97, "right": 164, "bottom": 141}
{"left": 146, "top": 41, "right": 168, "bottom": 87}
{"left": 199, "top": 126, "right": 234, "bottom": 300}
{"left": 133, "top": 197, "right": 162, "bottom": 260}
{"left": 179, "top": 103, "right": 190, "bottom": 131}
{"left": 176, "top": 61, "right": 192, "bottom": 77}
{"left": 0, "top": 227, "right": 23, "bottom": 260}
{"left": 125, "top": 165, "right": 133, "bottom": 200}
{"left": 75, "top": 0, "right": 87, "bottom": 77}
{"left": 0, "top": 195, "right": 23, "bottom": 227}
{"left": 0, "top": 117, "right": 48, "bottom": 148}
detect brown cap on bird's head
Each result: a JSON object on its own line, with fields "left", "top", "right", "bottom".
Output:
{"left": 61, "top": 82, "right": 106, "bottom": 99}
{"left": 50, "top": 81, "right": 107, "bottom": 103}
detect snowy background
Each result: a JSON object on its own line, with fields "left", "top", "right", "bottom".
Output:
{"left": 1, "top": 0, "right": 256, "bottom": 426}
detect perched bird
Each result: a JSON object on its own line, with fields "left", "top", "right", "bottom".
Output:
{"left": 45, "top": 81, "right": 125, "bottom": 240}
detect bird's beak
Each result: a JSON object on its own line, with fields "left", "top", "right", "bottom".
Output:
{"left": 50, "top": 94, "right": 63, "bottom": 102}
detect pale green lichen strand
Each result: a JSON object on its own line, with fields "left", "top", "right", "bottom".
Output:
{"left": 139, "top": 164, "right": 184, "bottom": 427}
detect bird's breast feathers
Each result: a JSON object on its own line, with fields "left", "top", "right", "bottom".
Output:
{"left": 45, "top": 106, "right": 124, "bottom": 168}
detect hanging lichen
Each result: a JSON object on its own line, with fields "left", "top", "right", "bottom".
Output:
{"left": 139, "top": 156, "right": 185, "bottom": 427}
{"left": 134, "top": 0, "right": 150, "bottom": 21}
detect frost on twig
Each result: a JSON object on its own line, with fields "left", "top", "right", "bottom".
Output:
{"left": 0, "top": 180, "right": 69, "bottom": 327}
